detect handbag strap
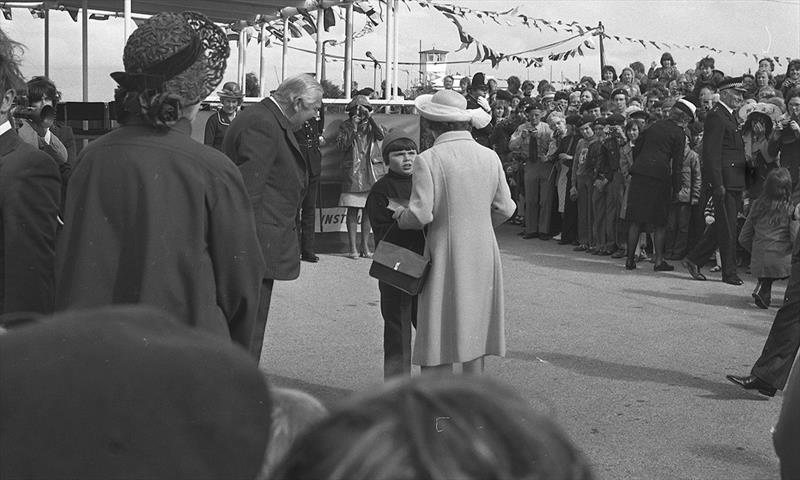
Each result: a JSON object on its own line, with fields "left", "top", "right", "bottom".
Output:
{"left": 379, "top": 219, "right": 429, "bottom": 260}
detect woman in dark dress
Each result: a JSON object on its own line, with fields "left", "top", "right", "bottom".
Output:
{"left": 625, "top": 99, "right": 695, "bottom": 271}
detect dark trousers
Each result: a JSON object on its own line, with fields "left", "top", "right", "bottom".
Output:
{"left": 751, "top": 245, "right": 800, "bottom": 390}
{"left": 666, "top": 202, "right": 692, "bottom": 258}
{"left": 686, "top": 190, "right": 741, "bottom": 278}
{"left": 250, "top": 278, "right": 273, "bottom": 360}
{"left": 298, "top": 174, "right": 319, "bottom": 257}
{"left": 562, "top": 174, "right": 578, "bottom": 243}
{"left": 379, "top": 281, "right": 417, "bottom": 379}
{"left": 576, "top": 176, "right": 594, "bottom": 246}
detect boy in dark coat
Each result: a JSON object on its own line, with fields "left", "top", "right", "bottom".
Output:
{"left": 365, "top": 129, "right": 425, "bottom": 379}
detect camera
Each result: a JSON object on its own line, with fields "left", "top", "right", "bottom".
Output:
{"left": 12, "top": 95, "right": 56, "bottom": 125}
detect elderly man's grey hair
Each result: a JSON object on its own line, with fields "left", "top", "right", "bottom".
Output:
{"left": 273, "top": 74, "right": 323, "bottom": 105}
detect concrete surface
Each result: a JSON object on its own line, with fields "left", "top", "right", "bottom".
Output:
{"left": 262, "top": 223, "right": 785, "bottom": 480}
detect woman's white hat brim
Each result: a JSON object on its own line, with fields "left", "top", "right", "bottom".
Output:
{"left": 415, "top": 93, "right": 472, "bottom": 122}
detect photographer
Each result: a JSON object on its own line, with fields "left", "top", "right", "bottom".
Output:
{"left": 16, "top": 76, "right": 75, "bottom": 207}
{"left": 336, "top": 95, "right": 386, "bottom": 259}
{"left": 0, "top": 27, "right": 61, "bottom": 316}
{"left": 768, "top": 87, "right": 800, "bottom": 204}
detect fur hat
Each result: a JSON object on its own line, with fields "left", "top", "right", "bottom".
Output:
{"left": 0, "top": 306, "right": 272, "bottom": 479}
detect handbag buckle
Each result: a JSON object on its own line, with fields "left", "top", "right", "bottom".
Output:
{"left": 394, "top": 262, "right": 401, "bottom": 270}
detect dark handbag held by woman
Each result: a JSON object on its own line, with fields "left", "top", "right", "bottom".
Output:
{"left": 369, "top": 224, "right": 429, "bottom": 295}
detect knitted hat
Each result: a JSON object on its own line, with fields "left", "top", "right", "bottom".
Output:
{"left": 382, "top": 128, "right": 418, "bottom": 160}
{"left": 0, "top": 306, "right": 272, "bottom": 479}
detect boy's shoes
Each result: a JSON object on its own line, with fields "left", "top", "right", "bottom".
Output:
{"left": 682, "top": 258, "right": 706, "bottom": 281}
{"left": 538, "top": 234, "right": 552, "bottom": 241}
{"left": 722, "top": 275, "right": 744, "bottom": 286}
{"left": 752, "top": 291, "right": 771, "bottom": 309}
{"left": 725, "top": 374, "right": 776, "bottom": 397}
{"left": 587, "top": 246, "right": 598, "bottom": 254}
{"left": 654, "top": 261, "right": 675, "bottom": 272}
{"left": 610, "top": 249, "right": 626, "bottom": 258}
{"left": 597, "top": 249, "right": 612, "bottom": 256}
{"left": 573, "top": 244, "right": 588, "bottom": 252}
{"left": 625, "top": 259, "right": 636, "bottom": 270}
{"left": 522, "top": 232, "right": 538, "bottom": 239}
{"left": 301, "top": 254, "right": 319, "bottom": 263}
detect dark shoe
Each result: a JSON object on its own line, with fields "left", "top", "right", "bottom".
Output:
{"left": 301, "top": 254, "right": 319, "bottom": 263}
{"left": 522, "top": 233, "right": 538, "bottom": 239}
{"left": 610, "top": 249, "right": 626, "bottom": 259}
{"left": 587, "top": 246, "right": 598, "bottom": 254}
{"left": 725, "top": 374, "right": 776, "bottom": 397}
{"left": 753, "top": 292, "right": 770, "bottom": 309}
{"left": 722, "top": 275, "right": 744, "bottom": 286}
{"left": 598, "top": 249, "right": 612, "bottom": 256}
{"left": 654, "top": 261, "right": 675, "bottom": 272}
{"left": 625, "top": 259, "right": 636, "bottom": 270}
{"left": 682, "top": 258, "right": 706, "bottom": 281}
{"left": 538, "top": 234, "right": 552, "bottom": 241}
{"left": 573, "top": 244, "right": 588, "bottom": 252}
{"left": 667, "top": 254, "right": 685, "bottom": 261}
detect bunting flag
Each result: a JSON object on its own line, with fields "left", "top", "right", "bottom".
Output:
{"left": 323, "top": 7, "right": 336, "bottom": 31}
{"left": 1, "top": 7, "right": 11, "bottom": 20}
{"left": 65, "top": 7, "right": 79, "bottom": 22}
{"left": 29, "top": 8, "right": 44, "bottom": 19}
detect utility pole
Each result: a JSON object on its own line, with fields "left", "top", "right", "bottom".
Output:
{"left": 598, "top": 21, "right": 606, "bottom": 73}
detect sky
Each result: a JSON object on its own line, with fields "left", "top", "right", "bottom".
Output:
{"left": 1, "top": 0, "right": 799, "bottom": 101}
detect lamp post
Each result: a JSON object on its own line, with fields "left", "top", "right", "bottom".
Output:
{"left": 321, "top": 39, "right": 337, "bottom": 84}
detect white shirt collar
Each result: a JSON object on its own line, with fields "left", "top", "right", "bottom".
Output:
{"left": 0, "top": 119, "right": 13, "bottom": 136}
{"left": 717, "top": 99, "right": 733, "bottom": 115}
{"left": 269, "top": 97, "right": 290, "bottom": 120}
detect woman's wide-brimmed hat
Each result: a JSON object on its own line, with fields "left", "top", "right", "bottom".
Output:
{"left": 111, "top": 11, "right": 229, "bottom": 104}
{"left": 738, "top": 102, "right": 783, "bottom": 123}
{"left": 414, "top": 90, "right": 472, "bottom": 122}
{"left": 217, "top": 82, "right": 244, "bottom": 100}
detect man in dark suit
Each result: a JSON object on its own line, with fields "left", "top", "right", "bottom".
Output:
{"left": 295, "top": 116, "right": 323, "bottom": 263}
{"left": 683, "top": 77, "right": 747, "bottom": 285}
{"left": 223, "top": 74, "right": 323, "bottom": 359}
{"left": 0, "top": 28, "right": 61, "bottom": 317}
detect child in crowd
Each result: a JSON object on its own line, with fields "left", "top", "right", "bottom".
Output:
{"left": 570, "top": 115, "right": 596, "bottom": 252}
{"left": 738, "top": 168, "right": 799, "bottom": 309}
{"left": 365, "top": 129, "right": 425, "bottom": 378}
{"left": 586, "top": 116, "right": 607, "bottom": 253}
{"left": 666, "top": 138, "right": 702, "bottom": 260}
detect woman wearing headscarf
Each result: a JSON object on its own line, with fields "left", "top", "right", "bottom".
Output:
{"left": 55, "top": 12, "right": 265, "bottom": 351}
{"left": 394, "top": 90, "right": 515, "bottom": 374}
{"left": 336, "top": 94, "right": 386, "bottom": 258}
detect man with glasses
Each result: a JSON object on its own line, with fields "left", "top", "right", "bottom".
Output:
{"left": 223, "top": 73, "right": 323, "bottom": 359}
{"left": 683, "top": 78, "right": 748, "bottom": 285}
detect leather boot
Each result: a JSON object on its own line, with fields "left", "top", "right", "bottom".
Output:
{"left": 753, "top": 278, "right": 772, "bottom": 309}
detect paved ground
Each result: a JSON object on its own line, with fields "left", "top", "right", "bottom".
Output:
{"left": 262, "top": 224, "right": 785, "bottom": 480}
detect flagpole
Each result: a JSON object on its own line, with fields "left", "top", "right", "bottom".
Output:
{"left": 82, "top": 0, "right": 88, "bottom": 101}
{"left": 282, "top": 16, "right": 289, "bottom": 81}
{"left": 124, "top": 0, "right": 131, "bottom": 40}
{"left": 391, "top": 0, "right": 400, "bottom": 99}
{"left": 43, "top": 5, "right": 49, "bottom": 78}
{"left": 315, "top": 10, "right": 324, "bottom": 80}
{"left": 384, "top": 0, "right": 392, "bottom": 104}
{"left": 260, "top": 21, "right": 268, "bottom": 97}
{"left": 238, "top": 25, "right": 247, "bottom": 91}
{"left": 344, "top": 2, "right": 353, "bottom": 98}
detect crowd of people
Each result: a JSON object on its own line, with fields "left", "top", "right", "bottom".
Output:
{"left": 1, "top": 8, "right": 800, "bottom": 479}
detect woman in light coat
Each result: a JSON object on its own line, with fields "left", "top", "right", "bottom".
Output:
{"left": 395, "top": 90, "right": 516, "bottom": 374}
